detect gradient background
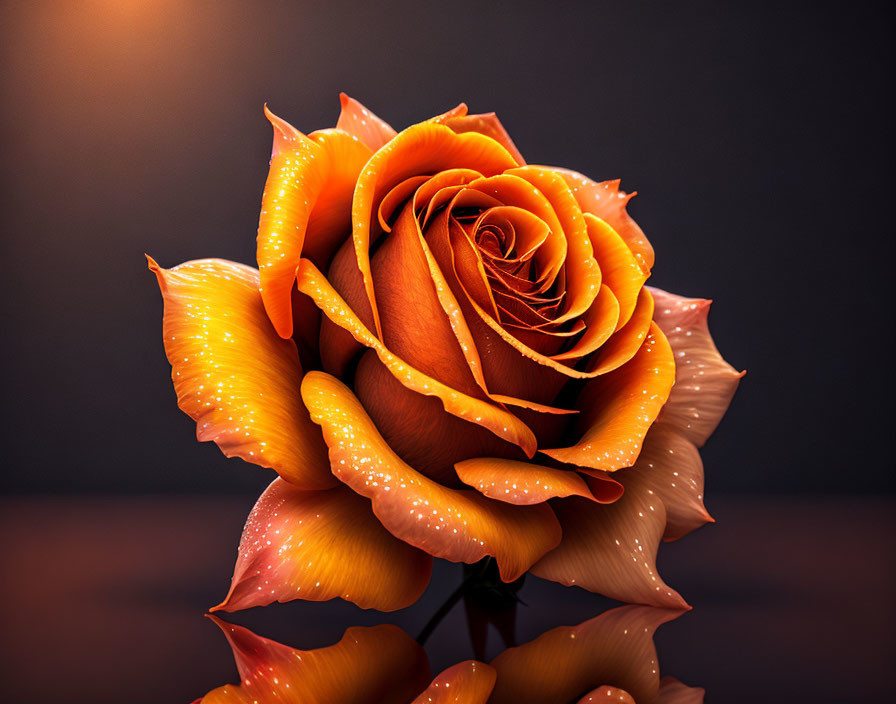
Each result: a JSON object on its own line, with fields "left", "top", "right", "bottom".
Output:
{"left": 0, "top": 1, "right": 893, "bottom": 702}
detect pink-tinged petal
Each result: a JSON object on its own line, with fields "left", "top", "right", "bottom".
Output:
{"left": 551, "top": 168, "right": 655, "bottom": 272}
{"left": 212, "top": 478, "right": 431, "bottom": 613}
{"left": 634, "top": 424, "right": 712, "bottom": 542}
{"left": 455, "top": 458, "right": 622, "bottom": 505}
{"left": 147, "top": 257, "right": 334, "bottom": 490}
{"left": 301, "top": 371, "right": 562, "bottom": 582}
{"left": 410, "top": 661, "right": 497, "bottom": 704}
{"left": 489, "top": 605, "right": 687, "bottom": 704}
{"left": 442, "top": 112, "right": 526, "bottom": 165}
{"left": 658, "top": 677, "right": 706, "bottom": 703}
{"left": 649, "top": 286, "right": 744, "bottom": 446}
{"left": 297, "top": 257, "right": 537, "bottom": 458}
{"left": 256, "top": 107, "right": 326, "bottom": 338}
{"left": 336, "top": 93, "right": 397, "bottom": 152}
{"left": 198, "top": 618, "right": 430, "bottom": 704}
{"left": 576, "top": 687, "right": 635, "bottom": 704}
{"left": 530, "top": 464, "right": 689, "bottom": 608}
{"left": 543, "top": 323, "right": 675, "bottom": 472}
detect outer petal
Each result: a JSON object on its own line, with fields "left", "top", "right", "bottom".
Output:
{"left": 211, "top": 478, "right": 432, "bottom": 613}
{"left": 576, "top": 688, "right": 635, "bottom": 704}
{"left": 634, "top": 424, "right": 712, "bottom": 542}
{"left": 257, "top": 110, "right": 372, "bottom": 338}
{"left": 301, "top": 372, "right": 562, "bottom": 582}
{"left": 551, "top": 168, "right": 655, "bottom": 272}
{"left": 198, "top": 619, "right": 430, "bottom": 704}
{"left": 443, "top": 112, "right": 526, "bottom": 165}
{"left": 543, "top": 323, "right": 675, "bottom": 472}
{"left": 147, "top": 257, "right": 334, "bottom": 489}
{"left": 488, "top": 605, "right": 686, "bottom": 704}
{"left": 297, "top": 257, "right": 537, "bottom": 457}
{"left": 455, "top": 458, "right": 622, "bottom": 506}
{"left": 411, "top": 661, "right": 497, "bottom": 704}
{"left": 650, "top": 287, "right": 744, "bottom": 446}
{"left": 336, "top": 93, "right": 397, "bottom": 152}
{"left": 256, "top": 107, "right": 326, "bottom": 338}
{"left": 530, "top": 465, "right": 688, "bottom": 608}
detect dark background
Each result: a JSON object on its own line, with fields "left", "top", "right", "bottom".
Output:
{"left": 0, "top": 0, "right": 893, "bottom": 496}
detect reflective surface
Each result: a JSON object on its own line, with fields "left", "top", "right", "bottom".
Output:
{"left": 1, "top": 496, "right": 892, "bottom": 702}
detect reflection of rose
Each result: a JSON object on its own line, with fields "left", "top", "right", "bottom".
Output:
{"left": 195, "top": 606, "right": 700, "bottom": 703}
{"left": 150, "top": 95, "right": 741, "bottom": 611}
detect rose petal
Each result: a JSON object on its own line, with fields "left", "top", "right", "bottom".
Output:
{"left": 550, "top": 284, "right": 619, "bottom": 361}
{"left": 551, "top": 168, "right": 655, "bottom": 272}
{"left": 256, "top": 109, "right": 372, "bottom": 338}
{"left": 455, "top": 457, "right": 622, "bottom": 505}
{"left": 147, "top": 257, "right": 334, "bottom": 489}
{"left": 658, "top": 676, "right": 706, "bottom": 703}
{"left": 301, "top": 371, "right": 562, "bottom": 582}
{"left": 530, "top": 464, "right": 688, "bottom": 608}
{"left": 634, "top": 424, "right": 712, "bottom": 542}
{"left": 372, "top": 202, "right": 485, "bottom": 397}
{"left": 297, "top": 257, "right": 537, "bottom": 457}
{"left": 198, "top": 618, "right": 430, "bottom": 704}
{"left": 505, "top": 166, "right": 601, "bottom": 324}
{"left": 650, "top": 287, "right": 744, "bottom": 446}
{"left": 351, "top": 122, "right": 519, "bottom": 337}
{"left": 336, "top": 93, "right": 397, "bottom": 152}
{"left": 542, "top": 323, "right": 675, "bottom": 471}
{"left": 587, "top": 286, "right": 655, "bottom": 374}
{"left": 488, "top": 605, "right": 687, "bottom": 704}
{"left": 576, "top": 688, "right": 636, "bottom": 704}
{"left": 410, "top": 661, "right": 497, "bottom": 704}
{"left": 585, "top": 213, "right": 648, "bottom": 331}
{"left": 303, "top": 128, "right": 374, "bottom": 266}
{"left": 211, "top": 478, "right": 431, "bottom": 613}
{"left": 443, "top": 112, "right": 526, "bottom": 165}
{"left": 255, "top": 107, "right": 326, "bottom": 338}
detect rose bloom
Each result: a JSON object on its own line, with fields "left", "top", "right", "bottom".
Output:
{"left": 150, "top": 95, "right": 741, "bottom": 612}
{"left": 195, "top": 606, "right": 700, "bottom": 704}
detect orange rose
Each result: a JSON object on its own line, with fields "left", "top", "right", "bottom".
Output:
{"left": 150, "top": 95, "right": 742, "bottom": 612}
{"left": 195, "top": 606, "right": 699, "bottom": 703}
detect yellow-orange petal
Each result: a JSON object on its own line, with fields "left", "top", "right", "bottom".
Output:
{"left": 530, "top": 464, "right": 687, "bottom": 608}
{"left": 301, "top": 372, "right": 562, "bottom": 582}
{"left": 147, "top": 257, "right": 334, "bottom": 489}
{"left": 303, "top": 128, "right": 374, "bottom": 266}
{"left": 455, "top": 458, "right": 622, "bottom": 506}
{"left": 336, "top": 92, "right": 397, "bottom": 152}
{"left": 587, "top": 286, "right": 655, "bottom": 374}
{"left": 443, "top": 112, "right": 526, "bottom": 165}
{"left": 488, "top": 605, "right": 686, "bottom": 704}
{"left": 634, "top": 424, "right": 712, "bottom": 542}
{"left": 296, "top": 257, "right": 537, "bottom": 457}
{"left": 550, "top": 284, "right": 620, "bottom": 361}
{"left": 198, "top": 619, "right": 430, "bottom": 704}
{"left": 542, "top": 323, "right": 675, "bottom": 471}
{"left": 585, "top": 212, "right": 648, "bottom": 331}
{"left": 505, "top": 166, "right": 601, "bottom": 324}
{"left": 211, "top": 478, "right": 431, "bottom": 613}
{"left": 351, "top": 122, "right": 519, "bottom": 337}
{"left": 256, "top": 107, "right": 326, "bottom": 338}
{"left": 410, "top": 661, "right": 497, "bottom": 704}
{"left": 551, "top": 167, "right": 655, "bottom": 272}
{"left": 650, "top": 286, "right": 743, "bottom": 446}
